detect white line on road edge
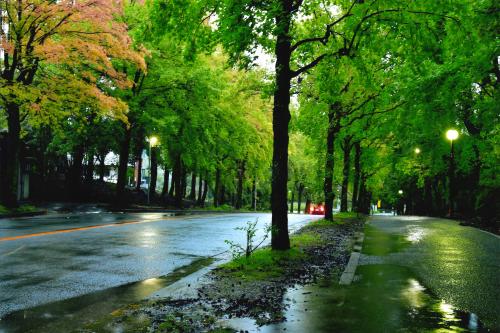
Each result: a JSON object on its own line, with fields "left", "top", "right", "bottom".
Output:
{"left": 339, "top": 231, "right": 365, "bottom": 285}
{"left": 475, "top": 228, "right": 500, "bottom": 240}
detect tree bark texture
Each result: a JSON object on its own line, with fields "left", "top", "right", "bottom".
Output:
{"left": 173, "top": 155, "right": 183, "bottom": 208}
{"left": 340, "top": 135, "right": 353, "bottom": 212}
{"left": 214, "top": 168, "right": 221, "bottom": 207}
{"left": 149, "top": 147, "right": 158, "bottom": 200}
{"left": 197, "top": 176, "right": 203, "bottom": 204}
{"left": 352, "top": 141, "right": 361, "bottom": 212}
{"left": 236, "top": 161, "right": 246, "bottom": 209}
{"left": 271, "top": 0, "right": 293, "bottom": 250}
{"left": 189, "top": 172, "right": 196, "bottom": 200}
{"left": 162, "top": 168, "right": 170, "bottom": 198}
{"left": 324, "top": 103, "right": 340, "bottom": 220}
{"left": 116, "top": 124, "right": 132, "bottom": 206}
{"left": 1, "top": 103, "right": 21, "bottom": 207}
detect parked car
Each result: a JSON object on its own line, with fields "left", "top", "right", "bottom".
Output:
{"left": 309, "top": 203, "right": 325, "bottom": 215}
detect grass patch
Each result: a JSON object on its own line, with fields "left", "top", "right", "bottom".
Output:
{"left": 310, "top": 218, "right": 345, "bottom": 227}
{"left": 0, "top": 204, "right": 38, "bottom": 215}
{"left": 219, "top": 247, "right": 304, "bottom": 280}
{"left": 217, "top": 230, "right": 324, "bottom": 281}
{"left": 290, "top": 231, "right": 323, "bottom": 247}
{"left": 310, "top": 212, "right": 367, "bottom": 227}
{"left": 335, "top": 211, "right": 363, "bottom": 219}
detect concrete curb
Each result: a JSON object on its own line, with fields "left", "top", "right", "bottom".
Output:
{"left": 339, "top": 231, "right": 365, "bottom": 285}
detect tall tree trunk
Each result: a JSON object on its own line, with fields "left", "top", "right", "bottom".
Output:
{"left": 161, "top": 167, "right": 170, "bottom": 198}
{"left": 169, "top": 168, "right": 176, "bottom": 197}
{"left": 352, "top": 141, "right": 361, "bottom": 212}
{"left": 181, "top": 167, "right": 187, "bottom": 198}
{"left": 1, "top": 103, "right": 21, "bottom": 208}
{"left": 340, "top": 136, "right": 353, "bottom": 212}
{"left": 189, "top": 172, "right": 196, "bottom": 200}
{"left": 99, "top": 153, "right": 106, "bottom": 182}
{"left": 197, "top": 176, "right": 203, "bottom": 205}
{"left": 149, "top": 147, "right": 158, "bottom": 200}
{"left": 70, "top": 145, "right": 85, "bottom": 200}
{"left": 271, "top": 0, "right": 293, "bottom": 250}
{"left": 358, "top": 173, "right": 369, "bottom": 214}
{"left": 135, "top": 156, "right": 142, "bottom": 191}
{"left": 290, "top": 190, "right": 294, "bottom": 213}
{"left": 116, "top": 124, "right": 132, "bottom": 206}
{"left": 219, "top": 185, "right": 226, "bottom": 206}
{"left": 85, "top": 154, "right": 94, "bottom": 182}
{"left": 214, "top": 168, "right": 221, "bottom": 207}
{"left": 236, "top": 161, "right": 246, "bottom": 209}
{"left": 297, "top": 183, "right": 303, "bottom": 214}
{"left": 200, "top": 175, "right": 208, "bottom": 207}
{"left": 324, "top": 104, "right": 339, "bottom": 220}
{"left": 173, "top": 155, "right": 183, "bottom": 208}
{"left": 423, "top": 177, "right": 433, "bottom": 215}
{"left": 251, "top": 178, "right": 257, "bottom": 210}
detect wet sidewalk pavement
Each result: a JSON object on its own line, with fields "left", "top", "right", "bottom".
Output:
{"left": 229, "top": 216, "right": 499, "bottom": 332}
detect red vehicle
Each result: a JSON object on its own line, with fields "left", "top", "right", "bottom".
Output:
{"left": 309, "top": 203, "right": 325, "bottom": 215}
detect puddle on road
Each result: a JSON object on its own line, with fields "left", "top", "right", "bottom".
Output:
{"left": 222, "top": 264, "right": 490, "bottom": 333}
{"left": 362, "top": 225, "right": 411, "bottom": 256}
{"left": 0, "top": 257, "right": 214, "bottom": 333}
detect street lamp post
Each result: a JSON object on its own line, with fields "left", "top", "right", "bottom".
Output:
{"left": 446, "top": 129, "right": 458, "bottom": 217}
{"left": 148, "top": 136, "right": 158, "bottom": 205}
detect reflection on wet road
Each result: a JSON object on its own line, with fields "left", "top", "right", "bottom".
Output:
{"left": 0, "top": 212, "right": 320, "bottom": 323}
{"left": 360, "top": 216, "right": 500, "bottom": 331}
{"left": 226, "top": 216, "right": 499, "bottom": 332}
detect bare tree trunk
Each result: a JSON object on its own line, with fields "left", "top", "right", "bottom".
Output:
{"left": 200, "top": 175, "right": 208, "bottom": 207}
{"left": 236, "top": 161, "right": 246, "bottom": 209}
{"left": 297, "top": 183, "right": 303, "bottom": 214}
{"left": 70, "top": 145, "right": 85, "bottom": 200}
{"left": 197, "top": 176, "right": 203, "bottom": 205}
{"left": 181, "top": 168, "right": 187, "bottom": 199}
{"left": 1, "top": 103, "right": 21, "bottom": 208}
{"left": 352, "top": 141, "right": 361, "bottom": 212}
{"left": 98, "top": 153, "right": 106, "bottom": 182}
{"left": 169, "top": 168, "right": 175, "bottom": 197}
{"left": 162, "top": 167, "right": 170, "bottom": 198}
{"left": 173, "top": 155, "right": 183, "bottom": 208}
{"left": 219, "top": 185, "right": 226, "bottom": 206}
{"left": 340, "top": 135, "right": 353, "bottom": 212}
{"left": 135, "top": 157, "right": 142, "bottom": 191}
{"left": 271, "top": 0, "right": 293, "bottom": 250}
{"left": 116, "top": 124, "right": 131, "bottom": 206}
{"left": 189, "top": 172, "right": 196, "bottom": 200}
{"left": 324, "top": 104, "right": 340, "bottom": 220}
{"left": 214, "top": 168, "right": 221, "bottom": 207}
{"left": 251, "top": 178, "right": 257, "bottom": 210}
{"left": 149, "top": 147, "right": 158, "bottom": 200}
{"left": 290, "top": 189, "right": 295, "bottom": 213}
{"left": 85, "top": 153, "right": 94, "bottom": 182}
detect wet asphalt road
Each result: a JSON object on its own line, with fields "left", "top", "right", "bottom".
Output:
{"left": 0, "top": 212, "right": 320, "bottom": 319}
{"left": 360, "top": 216, "right": 500, "bottom": 330}
{"left": 232, "top": 215, "right": 500, "bottom": 332}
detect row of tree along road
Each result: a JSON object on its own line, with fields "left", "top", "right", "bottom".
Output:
{"left": 0, "top": 0, "right": 498, "bottom": 247}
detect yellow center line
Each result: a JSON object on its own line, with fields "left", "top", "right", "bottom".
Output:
{"left": 0, "top": 218, "right": 168, "bottom": 242}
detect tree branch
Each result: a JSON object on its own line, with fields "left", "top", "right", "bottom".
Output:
{"left": 291, "top": 53, "right": 327, "bottom": 77}
{"left": 290, "top": 0, "right": 358, "bottom": 53}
